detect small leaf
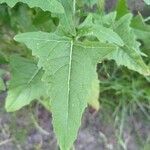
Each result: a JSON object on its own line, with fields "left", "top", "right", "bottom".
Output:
{"left": 94, "top": 11, "right": 117, "bottom": 26}
{"left": 5, "top": 56, "right": 47, "bottom": 112}
{"left": 78, "top": 14, "right": 124, "bottom": 46}
{"left": 92, "top": 24, "right": 124, "bottom": 46}
{"left": 106, "top": 14, "right": 150, "bottom": 76}
{"left": 131, "top": 16, "right": 150, "bottom": 56}
{"left": 14, "top": 31, "right": 117, "bottom": 150}
{"left": 0, "top": 0, "right": 64, "bottom": 13}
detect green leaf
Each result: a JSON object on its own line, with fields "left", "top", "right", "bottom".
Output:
{"left": 5, "top": 56, "right": 47, "bottom": 112}
{"left": 79, "top": 13, "right": 150, "bottom": 76}
{"left": 131, "top": 16, "right": 150, "bottom": 56}
{"left": 106, "top": 14, "right": 150, "bottom": 76}
{"left": 88, "top": 74, "right": 100, "bottom": 111}
{"left": 78, "top": 14, "right": 124, "bottom": 46}
{"left": 144, "top": 0, "right": 150, "bottom": 5}
{"left": 92, "top": 24, "right": 124, "bottom": 46}
{"left": 94, "top": 11, "right": 117, "bottom": 26}
{"left": 0, "top": 77, "right": 5, "bottom": 91}
{"left": 116, "top": 0, "right": 129, "bottom": 18}
{"left": 14, "top": 31, "right": 117, "bottom": 150}
{"left": 0, "top": 0, "right": 64, "bottom": 13}
{"left": 57, "top": 0, "right": 76, "bottom": 35}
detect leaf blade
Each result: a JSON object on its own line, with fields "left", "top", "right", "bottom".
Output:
{"left": 116, "top": 0, "right": 129, "bottom": 18}
{"left": 5, "top": 56, "right": 47, "bottom": 112}
{"left": 0, "top": 0, "right": 64, "bottom": 13}
{"left": 107, "top": 14, "right": 150, "bottom": 76}
{"left": 14, "top": 31, "right": 116, "bottom": 150}
{"left": 57, "top": 0, "right": 76, "bottom": 35}
{"left": 78, "top": 14, "right": 124, "bottom": 46}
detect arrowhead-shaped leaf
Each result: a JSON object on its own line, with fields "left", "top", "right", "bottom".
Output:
{"left": 79, "top": 13, "right": 150, "bottom": 76}
{"left": 78, "top": 14, "right": 124, "bottom": 46}
{"left": 14, "top": 31, "right": 117, "bottom": 150}
{"left": 0, "top": 0, "right": 64, "bottom": 13}
{"left": 5, "top": 56, "right": 47, "bottom": 112}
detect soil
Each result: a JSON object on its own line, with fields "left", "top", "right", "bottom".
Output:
{"left": 0, "top": 92, "right": 150, "bottom": 150}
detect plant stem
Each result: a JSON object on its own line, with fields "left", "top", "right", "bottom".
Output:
{"left": 73, "top": 0, "right": 76, "bottom": 15}
{"left": 98, "top": 0, "right": 105, "bottom": 14}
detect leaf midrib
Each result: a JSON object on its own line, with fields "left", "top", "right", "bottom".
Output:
{"left": 65, "top": 40, "right": 73, "bottom": 145}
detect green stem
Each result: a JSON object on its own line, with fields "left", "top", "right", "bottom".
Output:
{"left": 73, "top": 0, "right": 76, "bottom": 15}
{"left": 98, "top": 0, "right": 105, "bottom": 14}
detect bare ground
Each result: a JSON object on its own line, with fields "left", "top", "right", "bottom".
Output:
{"left": 0, "top": 92, "right": 150, "bottom": 150}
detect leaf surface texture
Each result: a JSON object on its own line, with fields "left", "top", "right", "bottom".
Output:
{"left": 15, "top": 31, "right": 116, "bottom": 150}
{"left": 0, "top": 0, "right": 64, "bottom": 13}
{"left": 6, "top": 56, "right": 47, "bottom": 112}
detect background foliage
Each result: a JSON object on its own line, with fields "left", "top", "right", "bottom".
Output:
{"left": 0, "top": 0, "right": 150, "bottom": 150}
